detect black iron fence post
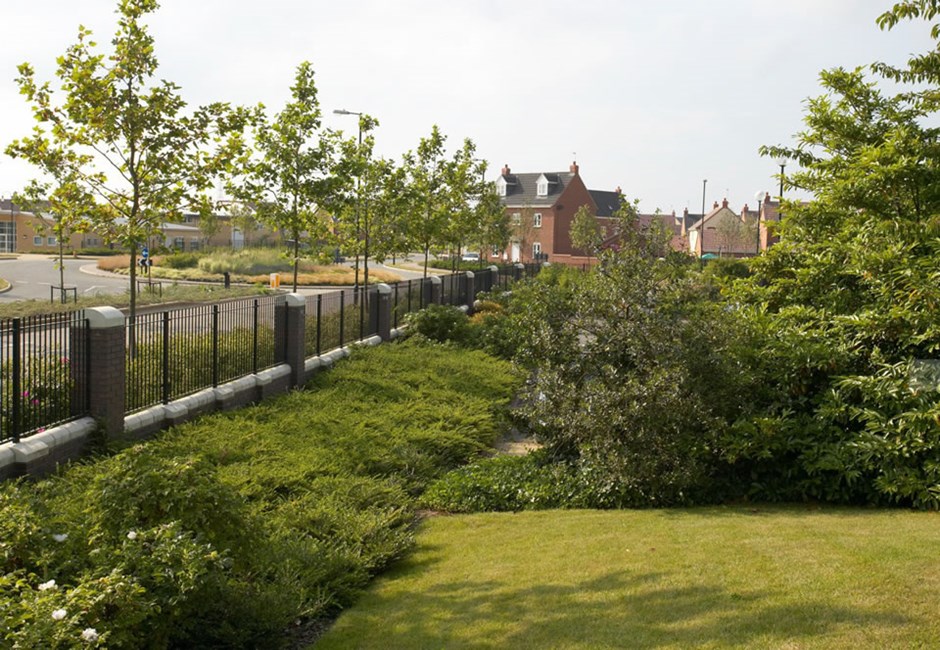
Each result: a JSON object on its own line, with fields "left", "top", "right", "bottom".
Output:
{"left": 316, "top": 294, "right": 322, "bottom": 356}
{"left": 212, "top": 304, "right": 220, "bottom": 388}
{"left": 252, "top": 300, "right": 259, "bottom": 374}
{"left": 339, "top": 290, "right": 345, "bottom": 348}
{"left": 162, "top": 311, "right": 170, "bottom": 404}
{"left": 11, "top": 318, "right": 21, "bottom": 443}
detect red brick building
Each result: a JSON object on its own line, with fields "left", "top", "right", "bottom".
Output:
{"left": 492, "top": 162, "right": 621, "bottom": 266}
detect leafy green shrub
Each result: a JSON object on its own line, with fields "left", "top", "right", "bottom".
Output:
{"left": 158, "top": 252, "right": 201, "bottom": 269}
{"left": 403, "top": 304, "right": 472, "bottom": 344}
{"left": 423, "top": 452, "right": 584, "bottom": 512}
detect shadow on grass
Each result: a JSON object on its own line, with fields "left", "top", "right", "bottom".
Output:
{"left": 321, "top": 567, "right": 910, "bottom": 648}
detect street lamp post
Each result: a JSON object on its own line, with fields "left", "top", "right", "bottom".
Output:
{"left": 775, "top": 156, "right": 787, "bottom": 202}
{"left": 700, "top": 179, "right": 707, "bottom": 257}
{"left": 333, "top": 109, "right": 364, "bottom": 297}
{"left": 754, "top": 190, "right": 764, "bottom": 255}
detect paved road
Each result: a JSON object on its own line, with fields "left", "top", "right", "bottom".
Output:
{"left": 0, "top": 254, "right": 451, "bottom": 304}
{"left": 0, "top": 255, "right": 128, "bottom": 303}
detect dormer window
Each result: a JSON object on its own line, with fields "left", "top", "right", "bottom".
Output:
{"left": 496, "top": 177, "right": 508, "bottom": 197}
{"left": 535, "top": 173, "right": 554, "bottom": 197}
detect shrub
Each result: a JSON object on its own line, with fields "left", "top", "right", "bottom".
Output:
{"left": 423, "top": 452, "right": 584, "bottom": 512}
{"left": 403, "top": 304, "right": 472, "bottom": 344}
{"left": 158, "top": 252, "right": 201, "bottom": 269}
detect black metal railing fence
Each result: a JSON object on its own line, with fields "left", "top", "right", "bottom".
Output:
{"left": 0, "top": 312, "right": 90, "bottom": 443}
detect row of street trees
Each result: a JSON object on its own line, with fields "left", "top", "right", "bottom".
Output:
{"left": 6, "top": 0, "right": 511, "bottom": 324}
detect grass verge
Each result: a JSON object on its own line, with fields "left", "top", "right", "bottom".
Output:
{"left": 317, "top": 507, "right": 940, "bottom": 649}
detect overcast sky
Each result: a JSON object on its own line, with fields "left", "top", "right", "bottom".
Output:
{"left": 1, "top": 0, "right": 935, "bottom": 213}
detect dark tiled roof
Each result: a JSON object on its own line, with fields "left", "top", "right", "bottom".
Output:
{"left": 499, "top": 171, "right": 575, "bottom": 207}
{"left": 589, "top": 190, "right": 621, "bottom": 217}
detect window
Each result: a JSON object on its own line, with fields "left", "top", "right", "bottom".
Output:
{"left": 533, "top": 242, "right": 542, "bottom": 259}
{"left": 190, "top": 238, "right": 201, "bottom": 251}
{"left": 537, "top": 181, "right": 548, "bottom": 196}
{"left": 33, "top": 236, "right": 42, "bottom": 246}
{"left": 491, "top": 246, "right": 501, "bottom": 257}
{"left": 511, "top": 212, "right": 521, "bottom": 225}
{"left": 496, "top": 178, "right": 507, "bottom": 197}
{"left": 533, "top": 213, "right": 542, "bottom": 228}
{"left": 47, "top": 236, "right": 57, "bottom": 246}
{"left": 173, "top": 237, "right": 185, "bottom": 250}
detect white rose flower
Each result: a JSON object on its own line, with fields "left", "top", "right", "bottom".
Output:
{"left": 126, "top": 530, "right": 138, "bottom": 540}
{"left": 81, "top": 628, "right": 99, "bottom": 642}
{"left": 51, "top": 609, "right": 67, "bottom": 621}
{"left": 52, "top": 533, "right": 68, "bottom": 543}
{"left": 38, "top": 579, "right": 57, "bottom": 591}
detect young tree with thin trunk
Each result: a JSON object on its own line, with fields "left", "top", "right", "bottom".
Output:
{"left": 231, "top": 61, "right": 337, "bottom": 292}
{"left": 7, "top": 0, "right": 241, "bottom": 347}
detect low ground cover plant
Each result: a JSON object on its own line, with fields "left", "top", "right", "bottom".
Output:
{"left": 97, "top": 250, "right": 401, "bottom": 286}
{"left": 0, "top": 342, "right": 519, "bottom": 648}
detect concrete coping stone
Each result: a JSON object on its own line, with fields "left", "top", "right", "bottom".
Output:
{"left": 85, "top": 306, "right": 125, "bottom": 329}
{"left": 428, "top": 275, "right": 442, "bottom": 286}
{"left": 375, "top": 283, "right": 392, "bottom": 295}
{"left": 285, "top": 293, "right": 306, "bottom": 308}
{"left": 465, "top": 271, "right": 475, "bottom": 278}
{"left": 488, "top": 265, "right": 499, "bottom": 272}
{"left": 0, "top": 446, "right": 15, "bottom": 470}
{"left": 390, "top": 326, "right": 407, "bottom": 340}
{"left": 304, "top": 357, "right": 323, "bottom": 372}
{"left": 9, "top": 436, "right": 51, "bottom": 463}
{"left": 514, "top": 263, "right": 525, "bottom": 269}
{"left": 257, "top": 364, "right": 291, "bottom": 384}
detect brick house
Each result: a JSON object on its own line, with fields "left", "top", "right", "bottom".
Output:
{"left": 492, "top": 161, "right": 622, "bottom": 266}
{"left": 688, "top": 194, "right": 781, "bottom": 258}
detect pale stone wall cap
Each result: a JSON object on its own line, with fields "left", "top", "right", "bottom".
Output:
{"left": 86, "top": 306, "right": 125, "bottom": 329}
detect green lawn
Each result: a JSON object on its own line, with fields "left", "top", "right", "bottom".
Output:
{"left": 316, "top": 507, "right": 940, "bottom": 649}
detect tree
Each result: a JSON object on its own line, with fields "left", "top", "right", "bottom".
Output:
{"left": 15, "top": 176, "right": 94, "bottom": 302}
{"left": 231, "top": 61, "right": 337, "bottom": 291}
{"left": 712, "top": 214, "right": 756, "bottom": 257}
{"left": 725, "top": 4, "right": 940, "bottom": 507}
{"left": 226, "top": 201, "right": 259, "bottom": 248}
{"left": 569, "top": 204, "right": 602, "bottom": 259}
{"left": 7, "top": 0, "right": 240, "bottom": 342}
{"left": 197, "top": 210, "right": 221, "bottom": 249}
{"left": 472, "top": 179, "right": 511, "bottom": 265}
{"left": 403, "top": 126, "right": 450, "bottom": 277}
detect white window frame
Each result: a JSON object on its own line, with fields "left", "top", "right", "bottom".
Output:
{"left": 533, "top": 213, "right": 542, "bottom": 228}
{"left": 511, "top": 212, "right": 521, "bottom": 225}
{"left": 536, "top": 181, "right": 548, "bottom": 196}
{"left": 33, "top": 235, "right": 42, "bottom": 246}
{"left": 47, "top": 236, "right": 57, "bottom": 246}
{"left": 533, "top": 242, "right": 542, "bottom": 258}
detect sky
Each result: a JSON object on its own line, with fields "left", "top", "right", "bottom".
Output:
{"left": 0, "top": 0, "right": 936, "bottom": 213}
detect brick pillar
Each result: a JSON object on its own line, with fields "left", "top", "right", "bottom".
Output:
{"left": 464, "top": 272, "right": 476, "bottom": 312}
{"left": 375, "top": 283, "right": 392, "bottom": 341}
{"left": 283, "top": 293, "right": 306, "bottom": 388}
{"left": 83, "top": 307, "right": 126, "bottom": 439}
{"left": 429, "top": 275, "right": 442, "bottom": 304}
{"left": 514, "top": 263, "right": 525, "bottom": 282}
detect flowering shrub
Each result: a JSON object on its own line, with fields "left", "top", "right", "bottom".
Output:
{"left": 0, "top": 354, "right": 74, "bottom": 439}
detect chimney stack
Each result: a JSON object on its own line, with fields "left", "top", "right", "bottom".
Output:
{"left": 713, "top": 201, "right": 719, "bottom": 209}
{"left": 501, "top": 164, "right": 511, "bottom": 176}
{"left": 615, "top": 185, "right": 621, "bottom": 194}
{"left": 570, "top": 161, "right": 579, "bottom": 175}
{"left": 721, "top": 198, "right": 729, "bottom": 209}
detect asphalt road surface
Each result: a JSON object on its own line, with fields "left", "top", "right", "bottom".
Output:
{"left": 0, "top": 255, "right": 128, "bottom": 303}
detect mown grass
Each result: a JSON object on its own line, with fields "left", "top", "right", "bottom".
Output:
{"left": 317, "top": 507, "right": 940, "bottom": 649}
